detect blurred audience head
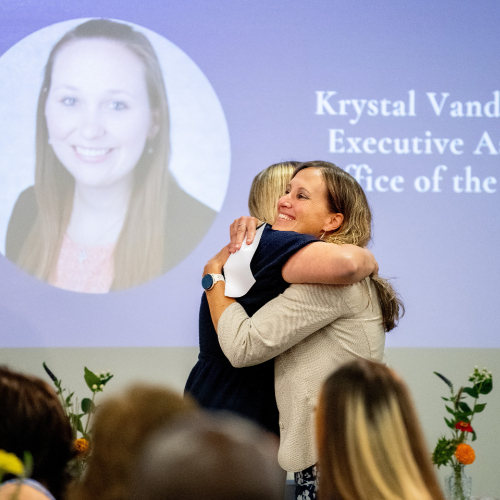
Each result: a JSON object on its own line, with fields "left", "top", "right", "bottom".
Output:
{"left": 248, "top": 161, "right": 299, "bottom": 225}
{"left": 316, "top": 359, "right": 445, "bottom": 500}
{"left": 0, "top": 366, "right": 75, "bottom": 499}
{"left": 132, "top": 412, "right": 284, "bottom": 500}
{"left": 70, "top": 384, "right": 197, "bottom": 500}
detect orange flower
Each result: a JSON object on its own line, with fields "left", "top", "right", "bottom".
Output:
{"left": 75, "top": 438, "right": 90, "bottom": 456}
{"left": 454, "top": 443, "right": 475, "bottom": 465}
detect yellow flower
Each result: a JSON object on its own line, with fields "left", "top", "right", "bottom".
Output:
{"left": 0, "top": 450, "right": 24, "bottom": 476}
{"left": 455, "top": 443, "right": 475, "bottom": 465}
{"left": 75, "top": 438, "right": 90, "bottom": 456}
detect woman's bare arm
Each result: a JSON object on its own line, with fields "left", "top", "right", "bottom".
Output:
{"left": 227, "top": 216, "right": 378, "bottom": 284}
{"left": 202, "top": 245, "right": 236, "bottom": 331}
{"left": 282, "top": 242, "right": 377, "bottom": 284}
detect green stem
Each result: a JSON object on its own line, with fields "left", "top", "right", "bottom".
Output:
{"left": 55, "top": 380, "right": 69, "bottom": 419}
{"left": 468, "top": 380, "right": 483, "bottom": 428}
{"left": 452, "top": 463, "right": 465, "bottom": 500}
{"left": 83, "top": 392, "right": 96, "bottom": 436}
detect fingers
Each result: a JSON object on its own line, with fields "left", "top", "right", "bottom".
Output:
{"left": 228, "top": 216, "right": 255, "bottom": 253}
{"left": 244, "top": 218, "right": 258, "bottom": 245}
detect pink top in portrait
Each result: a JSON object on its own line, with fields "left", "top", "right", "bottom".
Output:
{"left": 52, "top": 234, "right": 115, "bottom": 293}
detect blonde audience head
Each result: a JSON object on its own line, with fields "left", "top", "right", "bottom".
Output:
{"left": 316, "top": 359, "right": 445, "bottom": 500}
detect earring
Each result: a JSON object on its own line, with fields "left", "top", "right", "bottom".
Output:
{"left": 320, "top": 231, "right": 326, "bottom": 240}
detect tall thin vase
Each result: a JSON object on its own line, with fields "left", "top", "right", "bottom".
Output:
{"left": 445, "top": 464, "right": 472, "bottom": 500}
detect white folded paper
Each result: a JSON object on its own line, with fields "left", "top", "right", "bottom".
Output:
{"left": 223, "top": 224, "right": 266, "bottom": 298}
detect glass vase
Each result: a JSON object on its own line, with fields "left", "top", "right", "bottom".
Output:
{"left": 445, "top": 464, "right": 472, "bottom": 500}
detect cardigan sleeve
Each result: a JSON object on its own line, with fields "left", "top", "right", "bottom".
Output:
{"left": 218, "top": 283, "right": 353, "bottom": 368}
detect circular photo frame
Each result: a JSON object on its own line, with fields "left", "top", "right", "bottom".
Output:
{"left": 0, "top": 18, "right": 231, "bottom": 293}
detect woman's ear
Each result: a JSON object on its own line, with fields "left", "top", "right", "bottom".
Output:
{"left": 323, "top": 213, "right": 344, "bottom": 233}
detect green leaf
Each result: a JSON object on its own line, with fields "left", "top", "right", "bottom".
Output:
{"left": 444, "top": 417, "right": 455, "bottom": 430}
{"left": 81, "top": 398, "right": 95, "bottom": 414}
{"left": 472, "top": 430, "right": 477, "bottom": 442}
{"left": 458, "top": 402, "right": 472, "bottom": 413}
{"left": 441, "top": 397, "right": 449, "bottom": 401}
{"left": 84, "top": 367, "right": 101, "bottom": 391}
{"left": 432, "top": 437, "right": 457, "bottom": 468}
{"left": 445, "top": 405, "right": 456, "bottom": 415}
{"left": 22, "top": 451, "right": 33, "bottom": 478}
{"left": 65, "top": 392, "right": 74, "bottom": 405}
{"left": 478, "top": 379, "right": 493, "bottom": 395}
{"left": 70, "top": 413, "right": 84, "bottom": 434}
{"left": 456, "top": 412, "right": 472, "bottom": 420}
{"left": 100, "top": 374, "right": 114, "bottom": 386}
{"left": 462, "top": 386, "right": 479, "bottom": 398}
{"left": 473, "top": 403, "right": 487, "bottom": 413}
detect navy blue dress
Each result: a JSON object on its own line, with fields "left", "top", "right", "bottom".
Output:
{"left": 185, "top": 225, "right": 317, "bottom": 436}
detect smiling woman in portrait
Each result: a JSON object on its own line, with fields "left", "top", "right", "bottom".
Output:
{"left": 5, "top": 19, "right": 216, "bottom": 292}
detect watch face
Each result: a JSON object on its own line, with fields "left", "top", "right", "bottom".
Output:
{"left": 201, "top": 274, "right": 214, "bottom": 290}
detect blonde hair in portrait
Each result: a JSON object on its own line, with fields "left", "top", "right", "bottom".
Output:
{"left": 17, "top": 19, "right": 170, "bottom": 290}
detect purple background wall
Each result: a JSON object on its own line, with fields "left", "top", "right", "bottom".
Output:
{"left": 0, "top": 0, "right": 499, "bottom": 347}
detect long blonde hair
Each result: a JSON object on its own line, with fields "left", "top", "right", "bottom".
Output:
{"left": 316, "top": 360, "right": 445, "bottom": 500}
{"left": 248, "top": 161, "right": 299, "bottom": 224}
{"left": 17, "top": 20, "right": 170, "bottom": 290}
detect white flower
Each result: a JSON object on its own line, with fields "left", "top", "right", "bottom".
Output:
{"left": 92, "top": 384, "right": 97, "bottom": 390}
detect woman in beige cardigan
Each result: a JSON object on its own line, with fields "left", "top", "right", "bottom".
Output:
{"left": 204, "top": 161, "right": 403, "bottom": 500}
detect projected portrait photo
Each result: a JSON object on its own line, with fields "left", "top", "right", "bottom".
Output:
{"left": 0, "top": 19, "right": 230, "bottom": 293}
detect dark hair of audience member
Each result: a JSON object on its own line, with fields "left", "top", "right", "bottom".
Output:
{"left": 69, "top": 384, "right": 197, "bottom": 500}
{"left": 316, "top": 359, "right": 445, "bottom": 500}
{"left": 132, "top": 413, "right": 284, "bottom": 500}
{"left": 0, "top": 366, "right": 75, "bottom": 499}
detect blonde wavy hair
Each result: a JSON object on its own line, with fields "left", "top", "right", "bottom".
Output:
{"left": 17, "top": 20, "right": 170, "bottom": 290}
{"left": 248, "top": 161, "right": 299, "bottom": 224}
{"left": 316, "top": 360, "right": 445, "bottom": 500}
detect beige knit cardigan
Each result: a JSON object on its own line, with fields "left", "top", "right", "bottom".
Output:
{"left": 218, "top": 278, "right": 386, "bottom": 472}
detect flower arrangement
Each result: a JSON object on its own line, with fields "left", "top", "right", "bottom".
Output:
{"left": 43, "top": 363, "right": 113, "bottom": 478}
{"left": 432, "top": 367, "right": 493, "bottom": 500}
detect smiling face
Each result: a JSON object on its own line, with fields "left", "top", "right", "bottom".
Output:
{"left": 271, "top": 167, "right": 343, "bottom": 237}
{"left": 45, "top": 38, "right": 156, "bottom": 190}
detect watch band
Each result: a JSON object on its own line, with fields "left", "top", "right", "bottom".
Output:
{"left": 201, "top": 273, "right": 225, "bottom": 291}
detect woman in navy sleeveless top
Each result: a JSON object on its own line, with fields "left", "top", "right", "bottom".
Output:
{"left": 185, "top": 225, "right": 316, "bottom": 435}
{"left": 185, "top": 161, "right": 377, "bottom": 436}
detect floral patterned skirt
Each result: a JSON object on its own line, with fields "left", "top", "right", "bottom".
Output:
{"left": 294, "top": 464, "right": 318, "bottom": 500}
